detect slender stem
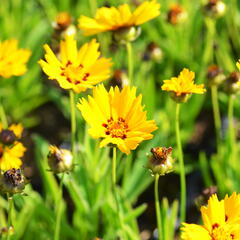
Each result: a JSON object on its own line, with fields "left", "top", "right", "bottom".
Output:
{"left": 211, "top": 85, "right": 221, "bottom": 153}
{"left": 126, "top": 42, "right": 133, "bottom": 85}
{"left": 175, "top": 103, "right": 186, "bottom": 223}
{"left": 112, "top": 147, "right": 117, "bottom": 185}
{"left": 69, "top": 90, "right": 76, "bottom": 159}
{"left": 88, "top": 0, "right": 97, "bottom": 16}
{"left": 54, "top": 174, "right": 65, "bottom": 240}
{"left": 112, "top": 148, "right": 127, "bottom": 239}
{"left": 0, "top": 103, "right": 8, "bottom": 128}
{"left": 154, "top": 174, "right": 163, "bottom": 240}
{"left": 6, "top": 194, "right": 13, "bottom": 240}
{"left": 228, "top": 95, "right": 236, "bottom": 166}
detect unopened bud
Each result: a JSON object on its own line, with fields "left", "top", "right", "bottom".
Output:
{"left": 143, "top": 42, "right": 163, "bottom": 62}
{"left": 147, "top": 147, "right": 174, "bottom": 176}
{"left": 206, "top": 65, "right": 225, "bottom": 86}
{"left": 113, "top": 26, "right": 141, "bottom": 44}
{"left": 109, "top": 69, "right": 129, "bottom": 89}
{"left": 224, "top": 72, "right": 240, "bottom": 95}
{"left": 0, "top": 168, "right": 27, "bottom": 194}
{"left": 203, "top": 0, "right": 226, "bottom": 18}
{"left": 48, "top": 145, "right": 73, "bottom": 173}
{"left": 0, "top": 130, "right": 16, "bottom": 145}
{"left": 54, "top": 12, "right": 72, "bottom": 30}
{"left": 167, "top": 4, "right": 188, "bottom": 25}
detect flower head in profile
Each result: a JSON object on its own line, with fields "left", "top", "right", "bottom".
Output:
{"left": 78, "top": 1, "right": 160, "bottom": 37}
{"left": 161, "top": 68, "right": 206, "bottom": 103}
{"left": 0, "top": 123, "right": 26, "bottom": 171}
{"left": 181, "top": 193, "right": 240, "bottom": 240}
{"left": 38, "top": 34, "right": 112, "bottom": 93}
{"left": 0, "top": 39, "right": 31, "bottom": 78}
{"left": 77, "top": 84, "right": 158, "bottom": 154}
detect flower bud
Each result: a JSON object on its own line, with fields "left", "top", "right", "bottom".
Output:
{"left": 113, "top": 26, "right": 141, "bottom": 44}
{"left": 167, "top": 4, "right": 188, "bottom": 25}
{"left": 48, "top": 145, "right": 73, "bottom": 174}
{"left": 53, "top": 12, "right": 72, "bottom": 31}
{"left": 147, "top": 147, "right": 174, "bottom": 176}
{"left": 109, "top": 69, "right": 129, "bottom": 89}
{"left": 224, "top": 72, "right": 240, "bottom": 95}
{"left": 143, "top": 42, "right": 163, "bottom": 63}
{"left": 203, "top": 0, "right": 226, "bottom": 18}
{"left": 0, "top": 130, "right": 16, "bottom": 145}
{"left": 0, "top": 168, "right": 27, "bottom": 194}
{"left": 206, "top": 65, "right": 225, "bottom": 86}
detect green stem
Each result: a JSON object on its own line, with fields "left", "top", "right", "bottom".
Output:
{"left": 0, "top": 103, "right": 8, "bottom": 128}
{"left": 112, "top": 148, "right": 127, "bottom": 239}
{"left": 154, "top": 174, "right": 163, "bottom": 240}
{"left": 54, "top": 174, "right": 65, "bottom": 240}
{"left": 88, "top": 0, "right": 97, "bottom": 16}
{"left": 175, "top": 103, "right": 186, "bottom": 223}
{"left": 228, "top": 95, "right": 236, "bottom": 167}
{"left": 6, "top": 194, "right": 13, "bottom": 240}
{"left": 126, "top": 42, "right": 133, "bottom": 85}
{"left": 211, "top": 85, "right": 221, "bottom": 153}
{"left": 69, "top": 90, "right": 76, "bottom": 159}
{"left": 112, "top": 147, "right": 117, "bottom": 185}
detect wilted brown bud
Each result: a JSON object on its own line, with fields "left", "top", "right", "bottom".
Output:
{"left": 195, "top": 186, "right": 217, "bottom": 209}
{"left": 167, "top": 4, "right": 188, "bottom": 25}
{"left": 0, "top": 168, "right": 27, "bottom": 194}
{"left": 224, "top": 72, "right": 240, "bottom": 95}
{"left": 203, "top": 0, "right": 226, "bottom": 18}
{"left": 54, "top": 12, "right": 72, "bottom": 30}
{"left": 206, "top": 65, "right": 225, "bottom": 86}
{"left": 147, "top": 147, "right": 174, "bottom": 176}
{"left": 0, "top": 130, "right": 16, "bottom": 145}
{"left": 113, "top": 26, "right": 141, "bottom": 44}
{"left": 109, "top": 69, "right": 129, "bottom": 89}
{"left": 143, "top": 42, "right": 163, "bottom": 62}
{"left": 48, "top": 145, "right": 73, "bottom": 174}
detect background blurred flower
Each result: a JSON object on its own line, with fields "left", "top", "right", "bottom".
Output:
{"left": 0, "top": 39, "right": 31, "bottom": 78}
{"left": 0, "top": 123, "right": 25, "bottom": 171}
{"left": 38, "top": 35, "right": 112, "bottom": 93}
{"left": 78, "top": 0, "right": 160, "bottom": 36}
{"left": 77, "top": 84, "right": 158, "bottom": 154}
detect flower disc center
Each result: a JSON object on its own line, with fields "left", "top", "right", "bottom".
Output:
{"left": 61, "top": 61, "right": 90, "bottom": 85}
{"left": 211, "top": 225, "right": 234, "bottom": 240}
{"left": 103, "top": 117, "right": 129, "bottom": 139}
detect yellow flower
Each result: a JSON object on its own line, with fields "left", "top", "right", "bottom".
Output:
{"left": 162, "top": 68, "right": 206, "bottom": 96}
{"left": 78, "top": 1, "right": 160, "bottom": 36}
{"left": 38, "top": 35, "right": 112, "bottom": 93}
{"left": 0, "top": 142, "right": 26, "bottom": 171}
{"left": 0, "top": 39, "right": 31, "bottom": 78}
{"left": 77, "top": 84, "right": 158, "bottom": 154}
{"left": 0, "top": 123, "right": 26, "bottom": 171}
{"left": 181, "top": 193, "right": 240, "bottom": 240}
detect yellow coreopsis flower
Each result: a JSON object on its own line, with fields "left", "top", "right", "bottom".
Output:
{"left": 0, "top": 123, "right": 26, "bottom": 171}
{"left": 78, "top": 0, "right": 160, "bottom": 36}
{"left": 38, "top": 35, "right": 112, "bottom": 93}
{"left": 161, "top": 68, "right": 206, "bottom": 102}
{"left": 0, "top": 39, "right": 31, "bottom": 78}
{"left": 77, "top": 84, "right": 158, "bottom": 154}
{"left": 181, "top": 193, "right": 240, "bottom": 240}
